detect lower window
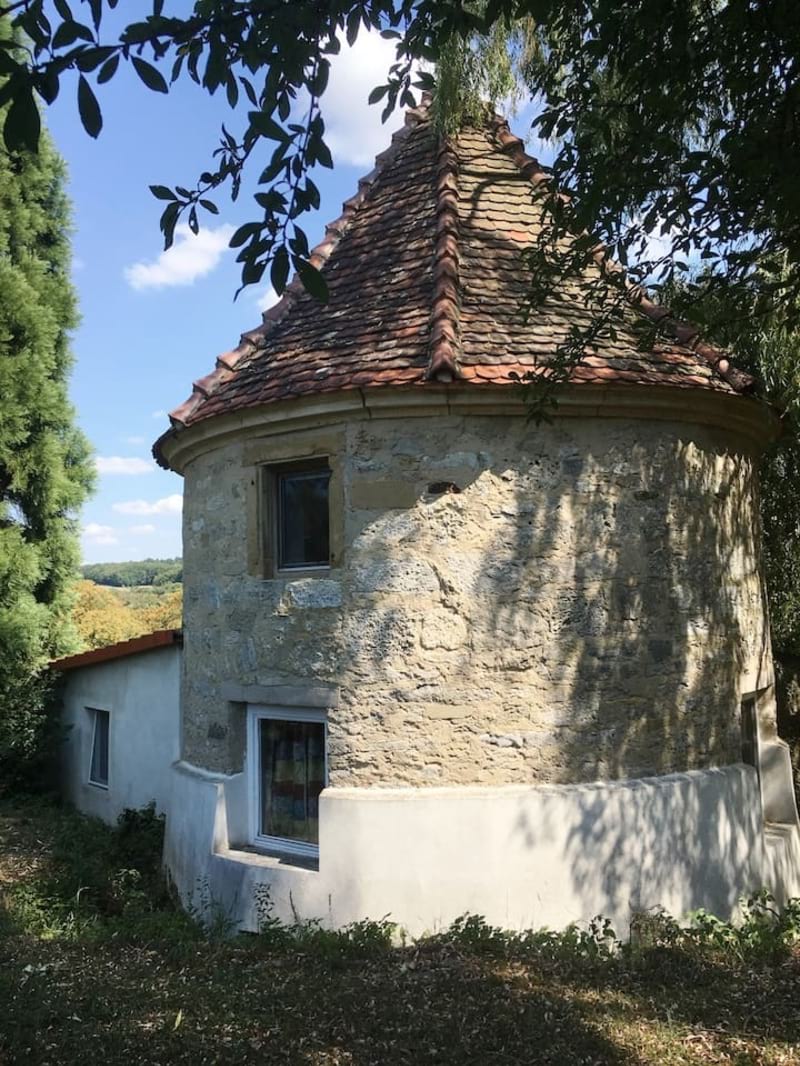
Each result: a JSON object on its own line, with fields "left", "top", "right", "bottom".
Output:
{"left": 88, "top": 708, "right": 110, "bottom": 788}
{"left": 247, "top": 705, "right": 327, "bottom": 859}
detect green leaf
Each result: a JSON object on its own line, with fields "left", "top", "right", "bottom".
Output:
{"left": 270, "top": 246, "right": 290, "bottom": 294}
{"left": 159, "top": 201, "right": 181, "bottom": 248}
{"left": 259, "top": 148, "right": 288, "bottom": 185}
{"left": 254, "top": 190, "right": 287, "bottom": 211}
{"left": 131, "top": 56, "right": 168, "bottom": 94}
{"left": 294, "top": 258, "right": 329, "bottom": 304}
{"left": 0, "top": 51, "right": 20, "bottom": 77}
{"left": 367, "top": 84, "right": 388, "bottom": 105}
{"left": 97, "top": 54, "right": 119, "bottom": 84}
{"left": 248, "top": 110, "right": 288, "bottom": 142}
{"left": 310, "top": 59, "right": 329, "bottom": 97}
{"left": 314, "top": 139, "right": 333, "bottom": 169}
{"left": 52, "top": 21, "right": 94, "bottom": 49}
{"left": 87, "top": 0, "right": 103, "bottom": 31}
{"left": 346, "top": 8, "right": 360, "bottom": 46}
{"left": 150, "top": 185, "right": 177, "bottom": 201}
{"left": 3, "top": 84, "right": 40, "bottom": 153}
{"left": 240, "top": 77, "right": 257, "bottom": 107}
{"left": 75, "top": 46, "right": 115, "bottom": 73}
{"left": 305, "top": 178, "right": 320, "bottom": 210}
{"left": 229, "top": 222, "right": 261, "bottom": 248}
{"left": 240, "top": 258, "right": 265, "bottom": 287}
{"left": 199, "top": 199, "right": 219, "bottom": 215}
{"left": 37, "top": 69, "right": 60, "bottom": 105}
{"left": 77, "top": 74, "right": 102, "bottom": 138}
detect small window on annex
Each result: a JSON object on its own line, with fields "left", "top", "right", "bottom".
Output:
{"left": 271, "top": 460, "right": 331, "bottom": 572}
{"left": 88, "top": 708, "right": 110, "bottom": 789}
{"left": 247, "top": 705, "right": 327, "bottom": 859}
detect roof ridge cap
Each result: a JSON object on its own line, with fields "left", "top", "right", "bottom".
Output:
{"left": 487, "top": 114, "right": 754, "bottom": 395}
{"left": 155, "top": 103, "right": 432, "bottom": 451}
{"left": 426, "top": 134, "right": 463, "bottom": 382}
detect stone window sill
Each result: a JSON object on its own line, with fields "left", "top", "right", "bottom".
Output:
{"left": 218, "top": 843, "right": 319, "bottom": 873}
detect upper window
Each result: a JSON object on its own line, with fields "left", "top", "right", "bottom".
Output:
{"left": 247, "top": 705, "right": 327, "bottom": 859}
{"left": 88, "top": 708, "right": 110, "bottom": 788}
{"left": 274, "top": 460, "right": 330, "bottom": 571}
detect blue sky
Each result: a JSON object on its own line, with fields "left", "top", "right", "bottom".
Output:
{"left": 46, "top": 29, "right": 536, "bottom": 565}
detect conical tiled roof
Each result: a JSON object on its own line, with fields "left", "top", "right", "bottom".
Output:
{"left": 156, "top": 100, "right": 755, "bottom": 463}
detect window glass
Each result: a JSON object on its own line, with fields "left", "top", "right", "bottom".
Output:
{"left": 89, "top": 709, "right": 109, "bottom": 787}
{"left": 277, "top": 468, "right": 330, "bottom": 569}
{"left": 258, "top": 718, "right": 326, "bottom": 846}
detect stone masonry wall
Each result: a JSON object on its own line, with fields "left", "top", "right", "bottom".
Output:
{"left": 180, "top": 411, "right": 772, "bottom": 787}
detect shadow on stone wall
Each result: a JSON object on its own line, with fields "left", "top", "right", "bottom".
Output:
{"left": 329, "top": 194, "right": 776, "bottom": 919}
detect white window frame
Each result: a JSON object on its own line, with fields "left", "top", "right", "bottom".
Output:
{"left": 87, "top": 707, "right": 110, "bottom": 790}
{"left": 247, "top": 704, "right": 328, "bottom": 859}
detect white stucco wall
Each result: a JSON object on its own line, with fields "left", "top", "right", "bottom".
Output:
{"left": 59, "top": 645, "right": 181, "bottom": 823}
{"left": 164, "top": 761, "right": 800, "bottom": 937}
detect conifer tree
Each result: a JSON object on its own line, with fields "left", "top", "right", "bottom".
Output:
{"left": 0, "top": 61, "right": 94, "bottom": 787}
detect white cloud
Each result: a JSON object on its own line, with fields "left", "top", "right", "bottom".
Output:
{"left": 95, "top": 456, "right": 155, "bottom": 476}
{"left": 253, "top": 284, "right": 280, "bottom": 313}
{"left": 324, "top": 30, "right": 406, "bottom": 166}
{"left": 82, "top": 522, "right": 118, "bottom": 546}
{"left": 129, "top": 523, "right": 157, "bottom": 535}
{"left": 124, "top": 222, "right": 235, "bottom": 290}
{"left": 113, "top": 494, "right": 183, "bottom": 517}
{"left": 125, "top": 435, "right": 147, "bottom": 446}
{"left": 151, "top": 409, "right": 167, "bottom": 419}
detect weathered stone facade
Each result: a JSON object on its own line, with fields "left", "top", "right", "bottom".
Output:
{"left": 180, "top": 402, "right": 773, "bottom": 789}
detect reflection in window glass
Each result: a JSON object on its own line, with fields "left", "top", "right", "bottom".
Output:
{"left": 277, "top": 468, "right": 330, "bottom": 569}
{"left": 89, "top": 709, "right": 109, "bottom": 787}
{"left": 259, "top": 718, "right": 326, "bottom": 845}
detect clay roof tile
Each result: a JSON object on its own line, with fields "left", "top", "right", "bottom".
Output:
{"left": 154, "top": 100, "right": 756, "bottom": 469}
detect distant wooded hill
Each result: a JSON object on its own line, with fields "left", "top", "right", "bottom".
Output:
{"left": 81, "top": 558, "right": 182, "bottom": 588}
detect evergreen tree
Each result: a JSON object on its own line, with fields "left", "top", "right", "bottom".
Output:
{"left": 0, "top": 56, "right": 94, "bottom": 788}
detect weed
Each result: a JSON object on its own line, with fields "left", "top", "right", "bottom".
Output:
{"left": 432, "top": 912, "right": 618, "bottom": 966}
{"left": 0, "top": 799, "right": 193, "bottom": 943}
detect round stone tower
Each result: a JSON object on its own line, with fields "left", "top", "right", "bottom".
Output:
{"left": 155, "top": 103, "right": 800, "bottom": 934}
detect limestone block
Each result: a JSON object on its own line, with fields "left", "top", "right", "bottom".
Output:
{"left": 351, "top": 558, "right": 440, "bottom": 595}
{"left": 283, "top": 579, "right": 343, "bottom": 610}
{"left": 350, "top": 478, "right": 419, "bottom": 510}
{"left": 419, "top": 610, "right": 468, "bottom": 650}
{"left": 420, "top": 704, "right": 476, "bottom": 720}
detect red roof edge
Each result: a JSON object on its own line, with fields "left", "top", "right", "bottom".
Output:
{"left": 50, "top": 629, "right": 183, "bottom": 672}
{"left": 488, "top": 115, "right": 755, "bottom": 395}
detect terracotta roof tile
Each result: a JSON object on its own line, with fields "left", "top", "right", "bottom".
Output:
{"left": 154, "top": 101, "right": 756, "bottom": 466}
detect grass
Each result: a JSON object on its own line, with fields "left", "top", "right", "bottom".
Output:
{"left": 2, "top": 798, "right": 800, "bottom": 1064}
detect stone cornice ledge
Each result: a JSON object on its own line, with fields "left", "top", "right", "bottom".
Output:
{"left": 157, "top": 384, "right": 779, "bottom": 474}
{"left": 325, "top": 764, "right": 756, "bottom": 802}
{"left": 221, "top": 682, "right": 339, "bottom": 709}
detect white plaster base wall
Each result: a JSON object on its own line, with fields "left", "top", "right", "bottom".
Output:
{"left": 164, "top": 762, "right": 800, "bottom": 937}
{"left": 60, "top": 646, "right": 181, "bottom": 824}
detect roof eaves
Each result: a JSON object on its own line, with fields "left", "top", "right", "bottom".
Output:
{"left": 488, "top": 115, "right": 754, "bottom": 395}
{"left": 50, "top": 628, "right": 183, "bottom": 672}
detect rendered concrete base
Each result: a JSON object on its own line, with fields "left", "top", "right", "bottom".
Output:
{"left": 164, "top": 762, "right": 800, "bottom": 937}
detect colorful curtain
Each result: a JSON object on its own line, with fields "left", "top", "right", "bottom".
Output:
{"left": 260, "top": 719, "right": 325, "bottom": 844}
